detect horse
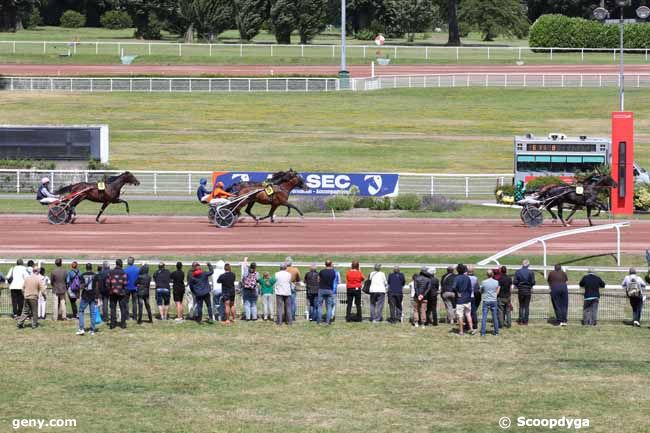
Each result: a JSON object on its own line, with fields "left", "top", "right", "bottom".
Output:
{"left": 536, "top": 174, "right": 617, "bottom": 226}
{"left": 237, "top": 169, "right": 309, "bottom": 223}
{"left": 226, "top": 169, "right": 305, "bottom": 218}
{"left": 56, "top": 171, "right": 140, "bottom": 223}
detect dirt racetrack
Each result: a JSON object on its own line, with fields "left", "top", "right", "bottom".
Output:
{"left": 0, "top": 215, "right": 645, "bottom": 258}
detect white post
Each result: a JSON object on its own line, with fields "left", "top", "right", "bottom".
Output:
{"left": 302, "top": 45, "right": 304, "bottom": 57}
{"left": 456, "top": 47, "right": 459, "bottom": 61}
{"left": 581, "top": 48, "right": 584, "bottom": 62}
{"left": 393, "top": 46, "right": 397, "bottom": 58}
{"left": 271, "top": 45, "right": 274, "bottom": 57}
{"left": 43, "top": 41, "right": 46, "bottom": 53}
{"left": 430, "top": 176, "right": 434, "bottom": 195}
{"left": 153, "top": 173, "right": 158, "bottom": 195}
{"left": 118, "top": 42, "right": 121, "bottom": 55}
{"left": 12, "top": 41, "right": 15, "bottom": 53}
{"left": 487, "top": 47, "right": 490, "bottom": 60}
{"left": 16, "top": 171, "right": 20, "bottom": 194}
{"left": 541, "top": 240, "right": 548, "bottom": 279}
{"left": 110, "top": 78, "right": 113, "bottom": 92}
{"left": 73, "top": 42, "right": 77, "bottom": 54}
{"left": 95, "top": 42, "right": 98, "bottom": 54}
{"left": 149, "top": 43, "right": 152, "bottom": 55}
{"left": 332, "top": 45, "right": 335, "bottom": 57}
{"left": 363, "top": 45, "right": 366, "bottom": 58}
{"left": 425, "top": 47, "right": 428, "bottom": 60}
{"left": 465, "top": 176, "right": 469, "bottom": 198}
{"left": 616, "top": 225, "right": 621, "bottom": 265}
{"left": 188, "top": 173, "right": 192, "bottom": 195}
{"left": 150, "top": 78, "right": 152, "bottom": 92}
{"left": 371, "top": 61, "right": 375, "bottom": 78}
{"left": 240, "top": 44, "right": 243, "bottom": 57}
{"left": 179, "top": 44, "right": 182, "bottom": 56}
{"left": 518, "top": 47, "right": 522, "bottom": 60}
{"left": 209, "top": 44, "right": 212, "bottom": 56}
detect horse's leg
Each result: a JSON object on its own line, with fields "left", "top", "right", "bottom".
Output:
{"left": 117, "top": 199, "right": 130, "bottom": 214}
{"left": 259, "top": 205, "right": 279, "bottom": 222}
{"left": 244, "top": 200, "right": 258, "bottom": 222}
{"left": 557, "top": 203, "right": 568, "bottom": 227}
{"left": 545, "top": 202, "right": 558, "bottom": 223}
{"left": 565, "top": 207, "right": 578, "bottom": 224}
{"left": 587, "top": 206, "right": 593, "bottom": 226}
{"left": 287, "top": 203, "right": 304, "bottom": 218}
{"left": 96, "top": 203, "right": 109, "bottom": 223}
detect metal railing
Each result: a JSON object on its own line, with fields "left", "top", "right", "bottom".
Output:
{"left": 0, "top": 169, "right": 513, "bottom": 199}
{"left": 2, "top": 40, "right": 650, "bottom": 63}
{"left": 351, "top": 73, "right": 650, "bottom": 90}
{"left": 0, "top": 76, "right": 338, "bottom": 93}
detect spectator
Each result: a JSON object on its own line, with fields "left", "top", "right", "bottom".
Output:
{"left": 345, "top": 261, "right": 364, "bottom": 322}
{"left": 408, "top": 274, "right": 417, "bottom": 324}
{"left": 106, "top": 259, "right": 128, "bottom": 329}
{"left": 136, "top": 264, "right": 153, "bottom": 324}
{"left": 368, "top": 263, "right": 388, "bottom": 323}
{"left": 304, "top": 264, "right": 320, "bottom": 321}
{"left": 7, "top": 258, "right": 29, "bottom": 318}
{"left": 16, "top": 267, "right": 46, "bottom": 330}
{"left": 124, "top": 257, "right": 140, "bottom": 321}
{"left": 579, "top": 268, "right": 605, "bottom": 326}
{"left": 95, "top": 262, "right": 111, "bottom": 322}
{"left": 65, "top": 261, "right": 81, "bottom": 319}
{"left": 426, "top": 267, "right": 439, "bottom": 326}
{"left": 170, "top": 262, "right": 186, "bottom": 322}
{"left": 513, "top": 259, "right": 536, "bottom": 326}
{"left": 622, "top": 268, "right": 646, "bottom": 327}
{"left": 331, "top": 265, "right": 340, "bottom": 320}
{"left": 440, "top": 265, "right": 457, "bottom": 324}
{"left": 259, "top": 271, "right": 276, "bottom": 321}
{"left": 412, "top": 266, "right": 431, "bottom": 328}
{"left": 388, "top": 265, "right": 406, "bottom": 324}
{"left": 217, "top": 263, "right": 236, "bottom": 324}
{"left": 211, "top": 260, "right": 226, "bottom": 322}
{"left": 285, "top": 257, "right": 301, "bottom": 321}
{"left": 274, "top": 264, "right": 293, "bottom": 325}
{"left": 547, "top": 264, "right": 569, "bottom": 326}
{"left": 453, "top": 264, "right": 475, "bottom": 336}
{"left": 317, "top": 260, "right": 337, "bottom": 325}
{"left": 37, "top": 266, "right": 50, "bottom": 320}
{"left": 77, "top": 263, "right": 99, "bottom": 335}
{"left": 497, "top": 266, "right": 512, "bottom": 329}
{"left": 468, "top": 265, "right": 480, "bottom": 331}
{"left": 480, "top": 270, "right": 500, "bottom": 336}
{"left": 189, "top": 262, "right": 214, "bottom": 324}
{"left": 153, "top": 262, "right": 171, "bottom": 321}
{"left": 50, "top": 258, "right": 68, "bottom": 321}
{"left": 241, "top": 262, "right": 260, "bottom": 321}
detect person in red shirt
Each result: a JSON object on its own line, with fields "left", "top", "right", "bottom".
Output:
{"left": 345, "top": 261, "right": 365, "bottom": 322}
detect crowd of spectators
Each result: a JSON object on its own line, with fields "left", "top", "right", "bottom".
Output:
{"left": 2, "top": 256, "right": 649, "bottom": 334}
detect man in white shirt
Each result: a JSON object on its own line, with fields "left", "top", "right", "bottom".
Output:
{"left": 622, "top": 268, "right": 646, "bottom": 327}
{"left": 274, "top": 264, "right": 293, "bottom": 325}
{"left": 7, "top": 259, "right": 30, "bottom": 318}
{"left": 36, "top": 177, "right": 59, "bottom": 204}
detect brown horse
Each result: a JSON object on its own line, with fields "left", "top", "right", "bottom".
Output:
{"left": 238, "top": 169, "right": 308, "bottom": 223}
{"left": 226, "top": 170, "right": 304, "bottom": 217}
{"left": 56, "top": 171, "right": 140, "bottom": 223}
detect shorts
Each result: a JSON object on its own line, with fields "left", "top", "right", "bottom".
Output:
{"left": 456, "top": 303, "right": 471, "bottom": 318}
{"left": 173, "top": 289, "right": 185, "bottom": 303}
{"left": 223, "top": 294, "right": 235, "bottom": 303}
{"left": 156, "top": 289, "right": 170, "bottom": 306}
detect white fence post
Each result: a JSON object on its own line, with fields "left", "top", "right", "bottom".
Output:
{"left": 43, "top": 41, "right": 46, "bottom": 54}
{"left": 16, "top": 171, "right": 20, "bottom": 194}
{"left": 188, "top": 173, "right": 192, "bottom": 195}
{"left": 153, "top": 173, "right": 158, "bottom": 195}
{"left": 240, "top": 44, "right": 243, "bottom": 57}
{"left": 465, "top": 177, "right": 469, "bottom": 198}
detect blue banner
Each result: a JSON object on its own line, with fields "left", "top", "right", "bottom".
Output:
{"left": 213, "top": 171, "right": 399, "bottom": 197}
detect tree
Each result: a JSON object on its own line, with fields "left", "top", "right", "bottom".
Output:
{"left": 436, "top": 0, "right": 461, "bottom": 46}
{"left": 175, "top": 0, "right": 234, "bottom": 42}
{"left": 459, "top": 0, "right": 528, "bottom": 41}
{"left": 1, "top": 0, "right": 39, "bottom": 31}
{"left": 270, "top": 0, "right": 297, "bottom": 44}
{"left": 295, "top": 0, "right": 327, "bottom": 44}
{"left": 383, "top": 0, "right": 437, "bottom": 42}
{"left": 232, "top": 0, "right": 268, "bottom": 41}
{"left": 526, "top": 0, "right": 596, "bottom": 22}
{"left": 116, "top": 0, "right": 175, "bottom": 39}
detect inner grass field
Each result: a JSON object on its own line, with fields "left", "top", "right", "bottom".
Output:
{"left": 1, "top": 319, "right": 649, "bottom": 433}
{"left": 2, "top": 88, "right": 649, "bottom": 172}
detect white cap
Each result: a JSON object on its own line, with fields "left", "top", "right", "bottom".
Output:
{"left": 41, "top": 177, "right": 50, "bottom": 184}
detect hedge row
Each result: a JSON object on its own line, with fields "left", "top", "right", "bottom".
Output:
{"left": 530, "top": 14, "right": 650, "bottom": 49}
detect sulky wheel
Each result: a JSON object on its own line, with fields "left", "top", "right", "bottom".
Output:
{"left": 519, "top": 207, "right": 527, "bottom": 224}
{"left": 214, "top": 207, "right": 236, "bottom": 229}
{"left": 522, "top": 206, "right": 544, "bottom": 228}
{"left": 66, "top": 207, "right": 77, "bottom": 224}
{"left": 208, "top": 206, "right": 216, "bottom": 223}
{"left": 48, "top": 205, "right": 69, "bottom": 225}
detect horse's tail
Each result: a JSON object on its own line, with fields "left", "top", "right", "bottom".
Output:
{"left": 55, "top": 184, "right": 73, "bottom": 195}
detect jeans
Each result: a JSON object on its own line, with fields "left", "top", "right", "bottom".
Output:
{"left": 244, "top": 296, "right": 258, "bottom": 320}
{"left": 262, "top": 294, "right": 274, "bottom": 319}
{"left": 69, "top": 294, "right": 78, "bottom": 318}
{"left": 481, "top": 301, "right": 499, "bottom": 336}
{"left": 497, "top": 297, "right": 512, "bottom": 328}
{"left": 212, "top": 291, "right": 224, "bottom": 321}
{"left": 194, "top": 293, "right": 213, "bottom": 322}
{"left": 100, "top": 294, "right": 109, "bottom": 321}
{"left": 583, "top": 299, "right": 599, "bottom": 326}
{"left": 276, "top": 295, "right": 292, "bottom": 325}
{"left": 630, "top": 297, "right": 644, "bottom": 323}
{"left": 317, "top": 289, "right": 335, "bottom": 324}
{"left": 518, "top": 293, "right": 531, "bottom": 324}
{"left": 369, "top": 292, "right": 386, "bottom": 322}
{"left": 471, "top": 292, "right": 482, "bottom": 329}
{"left": 551, "top": 286, "right": 569, "bottom": 323}
{"left": 127, "top": 291, "right": 138, "bottom": 320}
{"left": 11, "top": 289, "right": 24, "bottom": 317}
{"left": 441, "top": 292, "right": 456, "bottom": 323}
{"left": 307, "top": 293, "right": 319, "bottom": 321}
{"left": 79, "top": 299, "right": 98, "bottom": 331}
{"left": 137, "top": 294, "right": 152, "bottom": 323}
{"left": 346, "top": 289, "right": 362, "bottom": 322}
{"left": 290, "top": 288, "right": 297, "bottom": 321}
{"left": 388, "top": 293, "right": 403, "bottom": 323}
{"left": 109, "top": 294, "right": 128, "bottom": 328}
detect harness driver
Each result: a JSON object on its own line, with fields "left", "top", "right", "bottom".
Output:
{"left": 197, "top": 178, "right": 211, "bottom": 203}
{"left": 208, "top": 181, "right": 233, "bottom": 206}
{"left": 36, "top": 177, "right": 59, "bottom": 205}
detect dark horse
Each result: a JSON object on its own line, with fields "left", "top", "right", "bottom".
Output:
{"left": 56, "top": 171, "right": 140, "bottom": 223}
{"left": 536, "top": 174, "right": 617, "bottom": 226}
{"left": 227, "top": 170, "right": 305, "bottom": 217}
{"left": 237, "top": 169, "right": 308, "bottom": 223}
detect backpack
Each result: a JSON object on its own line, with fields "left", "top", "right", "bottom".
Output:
{"left": 68, "top": 270, "right": 84, "bottom": 293}
{"left": 243, "top": 272, "right": 258, "bottom": 291}
{"left": 626, "top": 278, "right": 641, "bottom": 298}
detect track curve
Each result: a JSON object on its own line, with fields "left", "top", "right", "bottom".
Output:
{"left": 0, "top": 215, "right": 646, "bottom": 258}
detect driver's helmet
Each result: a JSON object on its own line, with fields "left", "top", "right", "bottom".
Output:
{"left": 199, "top": 178, "right": 207, "bottom": 186}
{"left": 216, "top": 181, "right": 224, "bottom": 188}
{"left": 41, "top": 177, "right": 50, "bottom": 184}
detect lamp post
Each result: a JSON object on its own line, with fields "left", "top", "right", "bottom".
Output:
{"left": 593, "top": 1, "right": 650, "bottom": 111}
{"left": 339, "top": 0, "right": 349, "bottom": 88}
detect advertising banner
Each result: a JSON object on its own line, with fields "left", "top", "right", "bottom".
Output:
{"left": 211, "top": 171, "right": 399, "bottom": 197}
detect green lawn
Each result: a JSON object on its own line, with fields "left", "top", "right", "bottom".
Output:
{"left": 0, "top": 318, "right": 648, "bottom": 433}
{"left": 0, "top": 88, "right": 649, "bottom": 172}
